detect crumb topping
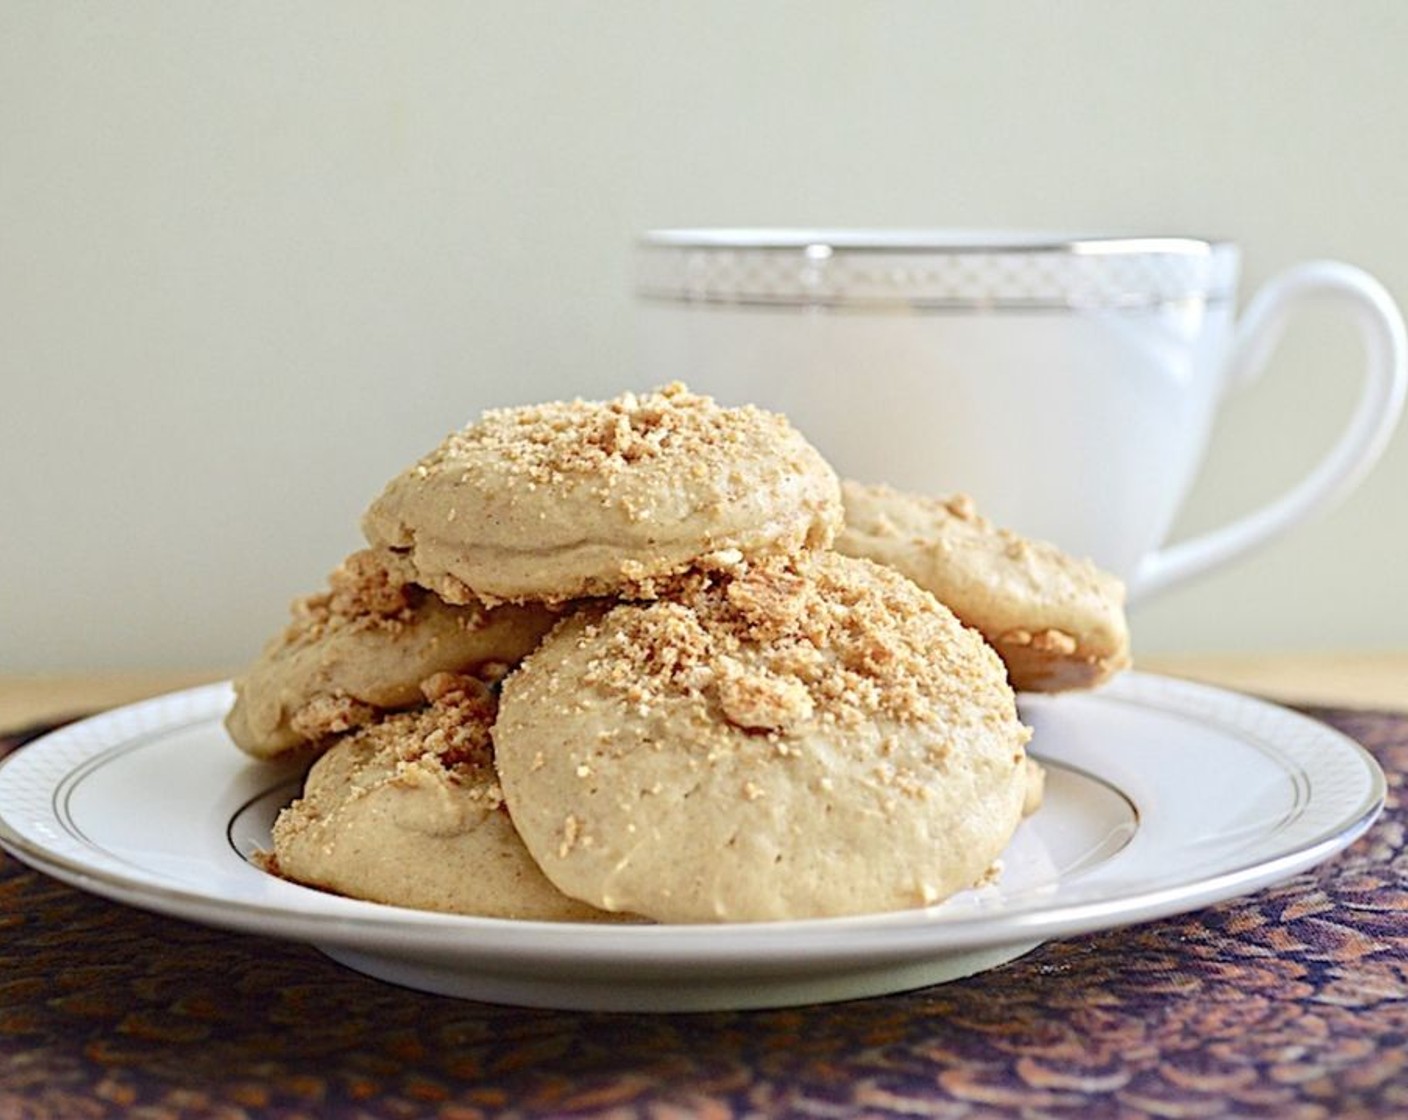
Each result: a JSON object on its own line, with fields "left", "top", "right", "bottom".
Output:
{"left": 289, "top": 692, "right": 376, "bottom": 741}
{"left": 415, "top": 383, "right": 799, "bottom": 488}
{"left": 338, "top": 673, "right": 505, "bottom": 807}
{"left": 277, "top": 547, "right": 495, "bottom": 650}
{"left": 996, "top": 627, "right": 1080, "bottom": 655}
{"left": 285, "top": 550, "right": 421, "bottom": 644}
{"left": 944, "top": 493, "right": 978, "bottom": 521}
{"left": 579, "top": 553, "right": 1006, "bottom": 735}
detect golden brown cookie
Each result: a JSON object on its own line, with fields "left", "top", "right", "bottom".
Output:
{"left": 836, "top": 481, "right": 1130, "bottom": 692}
{"left": 494, "top": 552, "right": 1031, "bottom": 923}
{"left": 361, "top": 383, "right": 842, "bottom": 606}
{"left": 269, "top": 674, "right": 622, "bottom": 921}
{"left": 225, "top": 549, "right": 555, "bottom": 759}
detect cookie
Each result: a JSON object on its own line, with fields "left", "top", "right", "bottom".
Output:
{"left": 494, "top": 552, "right": 1031, "bottom": 923}
{"left": 361, "top": 382, "right": 842, "bottom": 605}
{"left": 1023, "top": 757, "right": 1046, "bottom": 818}
{"left": 836, "top": 481, "right": 1130, "bottom": 692}
{"left": 225, "top": 549, "right": 555, "bottom": 759}
{"left": 269, "top": 673, "right": 622, "bottom": 921}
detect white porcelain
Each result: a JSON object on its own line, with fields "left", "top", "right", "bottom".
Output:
{"left": 0, "top": 675, "right": 1382, "bottom": 1012}
{"left": 635, "top": 230, "right": 1407, "bottom": 601}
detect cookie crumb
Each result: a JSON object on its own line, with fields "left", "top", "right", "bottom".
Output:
{"left": 559, "top": 813, "right": 582, "bottom": 858}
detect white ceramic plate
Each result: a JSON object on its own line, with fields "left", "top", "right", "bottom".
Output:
{"left": 0, "top": 672, "right": 1383, "bottom": 1012}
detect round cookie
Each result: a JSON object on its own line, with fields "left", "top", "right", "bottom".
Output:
{"left": 361, "top": 382, "right": 842, "bottom": 606}
{"left": 270, "top": 673, "right": 622, "bottom": 921}
{"left": 226, "top": 549, "right": 556, "bottom": 760}
{"left": 494, "top": 552, "right": 1031, "bottom": 923}
{"left": 836, "top": 481, "right": 1130, "bottom": 692}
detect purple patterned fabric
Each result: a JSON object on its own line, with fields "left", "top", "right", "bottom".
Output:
{"left": 2, "top": 705, "right": 1406, "bottom": 1119}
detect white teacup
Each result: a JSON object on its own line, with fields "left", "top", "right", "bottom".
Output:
{"left": 635, "top": 230, "right": 1406, "bottom": 602}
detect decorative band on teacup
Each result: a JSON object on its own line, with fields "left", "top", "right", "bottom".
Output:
{"left": 635, "top": 230, "right": 1239, "bottom": 311}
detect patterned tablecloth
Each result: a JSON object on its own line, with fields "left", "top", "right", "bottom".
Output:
{"left": 2, "top": 704, "right": 1406, "bottom": 1120}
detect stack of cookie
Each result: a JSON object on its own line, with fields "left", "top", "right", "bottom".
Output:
{"left": 227, "top": 383, "right": 1127, "bottom": 924}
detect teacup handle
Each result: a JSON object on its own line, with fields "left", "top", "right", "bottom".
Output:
{"left": 1129, "top": 261, "right": 1407, "bottom": 603}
